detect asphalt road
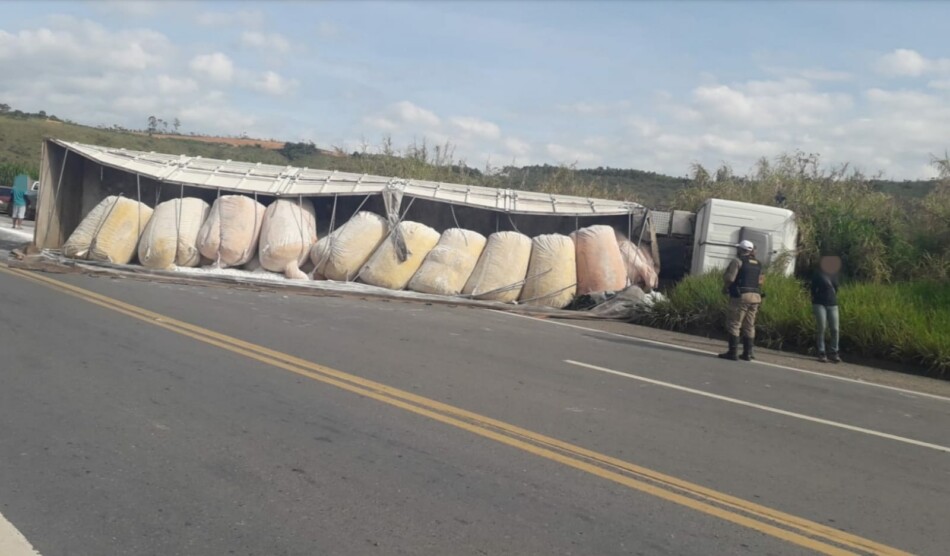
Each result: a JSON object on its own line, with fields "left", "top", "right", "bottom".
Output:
{"left": 0, "top": 265, "right": 948, "bottom": 555}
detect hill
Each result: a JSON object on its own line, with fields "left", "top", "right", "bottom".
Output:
{"left": 0, "top": 110, "right": 937, "bottom": 208}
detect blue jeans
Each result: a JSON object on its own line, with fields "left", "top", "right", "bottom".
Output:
{"left": 813, "top": 304, "right": 839, "bottom": 353}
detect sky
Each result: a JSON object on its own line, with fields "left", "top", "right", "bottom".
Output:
{"left": 2, "top": 0, "right": 950, "bottom": 179}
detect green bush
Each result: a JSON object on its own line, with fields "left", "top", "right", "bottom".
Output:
{"left": 641, "top": 273, "right": 950, "bottom": 375}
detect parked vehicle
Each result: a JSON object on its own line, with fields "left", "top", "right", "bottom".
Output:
{"left": 0, "top": 185, "right": 11, "bottom": 215}
{"left": 26, "top": 181, "right": 39, "bottom": 220}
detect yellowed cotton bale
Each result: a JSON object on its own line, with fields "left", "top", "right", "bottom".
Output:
{"left": 463, "top": 231, "right": 532, "bottom": 302}
{"left": 259, "top": 199, "right": 317, "bottom": 280}
{"left": 63, "top": 195, "right": 153, "bottom": 264}
{"left": 616, "top": 232, "right": 659, "bottom": 290}
{"left": 138, "top": 197, "right": 210, "bottom": 269}
{"left": 408, "top": 228, "right": 487, "bottom": 295}
{"left": 575, "top": 225, "right": 626, "bottom": 295}
{"left": 520, "top": 234, "right": 577, "bottom": 308}
{"left": 197, "top": 195, "right": 265, "bottom": 268}
{"left": 311, "top": 211, "right": 388, "bottom": 281}
{"left": 359, "top": 221, "right": 440, "bottom": 290}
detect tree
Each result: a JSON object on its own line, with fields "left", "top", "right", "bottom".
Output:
{"left": 0, "top": 103, "right": 10, "bottom": 114}
{"left": 173, "top": 118, "right": 181, "bottom": 134}
{"left": 147, "top": 116, "right": 158, "bottom": 135}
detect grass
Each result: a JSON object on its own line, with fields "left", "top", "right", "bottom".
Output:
{"left": 641, "top": 273, "right": 950, "bottom": 376}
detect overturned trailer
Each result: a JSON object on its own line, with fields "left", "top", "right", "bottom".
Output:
{"left": 35, "top": 139, "right": 653, "bottom": 250}
{"left": 30, "top": 139, "right": 662, "bottom": 315}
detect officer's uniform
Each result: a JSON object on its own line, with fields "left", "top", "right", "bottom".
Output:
{"left": 719, "top": 248, "right": 763, "bottom": 361}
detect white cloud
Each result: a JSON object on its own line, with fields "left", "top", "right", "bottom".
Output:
{"left": 190, "top": 52, "right": 234, "bottom": 82}
{"left": 250, "top": 71, "right": 297, "bottom": 96}
{"left": 241, "top": 31, "right": 291, "bottom": 54}
{"left": 876, "top": 48, "right": 950, "bottom": 77}
{"left": 877, "top": 49, "right": 929, "bottom": 77}
{"left": 450, "top": 116, "right": 501, "bottom": 139}
{"left": 690, "top": 79, "right": 852, "bottom": 127}
{"left": 0, "top": 18, "right": 170, "bottom": 71}
{"left": 157, "top": 74, "right": 198, "bottom": 95}
{"left": 392, "top": 100, "right": 440, "bottom": 127}
{"left": 929, "top": 79, "right": 950, "bottom": 90}
{"left": 363, "top": 116, "right": 398, "bottom": 132}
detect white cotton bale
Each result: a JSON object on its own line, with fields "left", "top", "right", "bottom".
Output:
{"left": 359, "top": 221, "right": 440, "bottom": 290}
{"left": 138, "top": 197, "right": 210, "bottom": 269}
{"left": 197, "top": 195, "right": 266, "bottom": 268}
{"left": 408, "top": 228, "right": 487, "bottom": 296}
{"left": 574, "top": 225, "right": 627, "bottom": 295}
{"left": 63, "top": 195, "right": 153, "bottom": 264}
{"left": 520, "top": 234, "right": 577, "bottom": 308}
{"left": 259, "top": 199, "right": 317, "bottom": 280}
{"left": 616, "top": 232, "right": 659, "bottom": 290}
{"left": 462, "top": 231, "right": 532, "bottom": 302}
{"left": 311, "top": 211, "right": 388, "bottom": 281}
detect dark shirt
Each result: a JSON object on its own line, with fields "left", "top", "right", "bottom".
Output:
{"left": 810, "top": 271, "right": 838, "bottom": 306}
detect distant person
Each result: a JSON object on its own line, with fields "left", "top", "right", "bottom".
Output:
{"left": 10, "top": 173, "right": 29, "bottom": 230}
{"left": 718, "top": 240, "right": 764, "bottom": 361}
{"left": 811, "top": 255, "right": 841, "bottom": 363}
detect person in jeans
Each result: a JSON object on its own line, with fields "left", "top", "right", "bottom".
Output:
{"left": 811, "top": 255, "right": 841, "bottom": 363}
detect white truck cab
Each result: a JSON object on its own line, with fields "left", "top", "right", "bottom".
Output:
{"left": 690, "top": 199, "right": 797, "bottom": 276}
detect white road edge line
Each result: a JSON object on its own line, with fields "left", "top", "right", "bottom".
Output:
{"left": 493, "top": 311, "right": 950, "bottom": 403}
{"left": 565, "top": 359, "right": 950, "bottom": 454}
{"left": 0, "top": 510, "right": 41, "bottom": 556}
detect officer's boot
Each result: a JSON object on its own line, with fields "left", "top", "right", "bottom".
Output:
{"left": 718, "top": 335, "right": 739, "bottom": 361}
{"left": 740, "top": 337, "right": 754, "bottom": 361}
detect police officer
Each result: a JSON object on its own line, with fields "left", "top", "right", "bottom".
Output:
{"left": 718, "top": 240, "right": 764, "bottom": 361}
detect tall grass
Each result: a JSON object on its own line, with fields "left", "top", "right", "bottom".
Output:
{"left": 674, "top": 152, "right": 948, "bottom": 283}
{"left": 641, "top": 273, "right": 950, "bottom": 375}
{"left": 0, "top": 161, "right": 38, "bottom": 184}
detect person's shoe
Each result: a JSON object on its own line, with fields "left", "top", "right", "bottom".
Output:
{"left": 829, "top": 351, "right": 840, "bottom": 363}
{"left": 739, "top": 337, "right": 755, "bottom": 361}
{"left": 718, "top": 335, "right": 739, "bottom": 361}
{"left": 817, "top": 352, "right": 827, "bottom": 363}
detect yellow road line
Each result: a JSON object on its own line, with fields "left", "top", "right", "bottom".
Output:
{"left": 0, "top": 265, "right": 912, "bottom": 555}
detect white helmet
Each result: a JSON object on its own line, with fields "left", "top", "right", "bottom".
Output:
{"left": 737, "top": 240, "right": 754, "bottom": 251}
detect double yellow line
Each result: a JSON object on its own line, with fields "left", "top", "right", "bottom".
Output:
{"left": 0, "top": 265, "right": 910, "bottom": 555}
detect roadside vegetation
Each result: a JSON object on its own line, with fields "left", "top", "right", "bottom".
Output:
{"left": 640, "top": 273, "right": 950, "bottom": 375}
{"left": 3, "top": 105, "right": 949, "bottom": 374}
{"left": 642, "top": 153, "right": 950, "bottom": 375}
